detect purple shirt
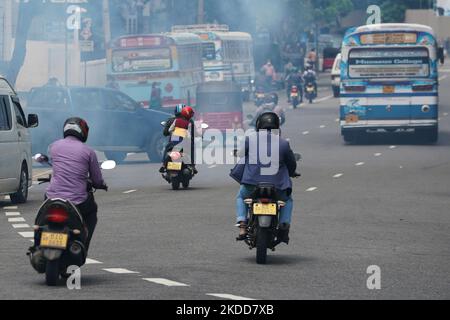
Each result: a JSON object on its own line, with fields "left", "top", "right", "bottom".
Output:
{"left": 46, "top": 136, "right": 104, "bottom": 205}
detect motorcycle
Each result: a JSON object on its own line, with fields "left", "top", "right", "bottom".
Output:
{"left": 254, "top": 89, "right": 266, "bottom": 107}
{"left": 160, "top": 121, "right": 208, "bottom": 190}
{"left": 28, "top": 155, "right": 115, "bottom": 286}
{"left": 238, "top": 154, "right": 302, "bottom": 264}
{"left": 290, "top": 85, "right": 301, "bottom": 109}
{"left": 305, "top": 82, "right": 317, "bottom": 104}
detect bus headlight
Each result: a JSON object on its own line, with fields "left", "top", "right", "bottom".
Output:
{"left": 422, "top": 105, "right": 430, "bottom": 113}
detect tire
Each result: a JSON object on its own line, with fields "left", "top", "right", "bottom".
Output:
{"left": 427, "top": 128, "right": 439, "bottom": 144}
{"left": 10, "top": 165, "right": 28, "bottom": 204}
{"left": 147, "top": 134, "right": 167, "bottom": 163}
{"left": 182, "top": 179, "right": 190, "bottom": 189}
{"left": 172, "top": 180, "right": 180, "bottom": 191}
{"left": 104, "top": 151, "right": 127, "bottom": 164}
{"left": 343, "top": 132, "right": 355, "bottom": 144}
{"left": 45, "top": 260, "right": 60, "bottom": 286}
{"left": 333, "top": 86, "right": 340, "bottom": 98}
{"left": 256, "top": 228, "right": 270, "bottom": 265}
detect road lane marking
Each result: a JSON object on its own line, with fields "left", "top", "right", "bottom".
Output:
{"left": 18, "top": 232, "right": 34, "bottom": 238}
{"left": 3, "top": 206, "right": 18, "bottom": 210}
{"left": 389, "top": 146, "right": 397, "bottom": 150}
{"left": 123, "top": 190, "right": 137, "bottom": 194}
{"left": 206, "top": 294, "right": 255, "bottom": 301}
{"left": 5, "top": 212, "right": 21, "bottom": 217}
{"left": 85, "top": 258, "right": 103, "bottom": 265}
{"left": 315, "top": 95, "right": 333, "bottom": 103}
{"left": 8, "top": 217, "right": 26, "bottom": 223}
{"left": 443, "top": 112, "right": 449, "bottom": 116}
{"left": 208, "top": 165, "right": 217, "bottom": 169}
{"left": 143, "top": 278, "right": 190, "bottom": 287}
{"left": 12, "top": 224, "right": 30, "bottom": 229}
{"left": 306, "top": 187, "right": 318, "bottom": 192}
{"left": 355, "top": 162, "right": 365, "bottom": 166}
{"left": 302, "top": 131, "right": 310, "bottom": 135}
{"left": 439, "top": 75, "right": 448, "bottom": 81}
{"left": 333, "top": 173, "right": 344, "bottom": 179}
{"left": 32, "top": 170, "right": 52, "bottom": 180}
{"left": 374, "top": 153, "right": 382, "bottom": 157}
{"left": 103, "top": 268, "right": 139, "bottom": 274}
{"left": 320, "top": 125, "right": 326, "bottom": 129}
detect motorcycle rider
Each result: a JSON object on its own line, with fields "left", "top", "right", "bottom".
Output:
{"left": 231, "top": 112, "right": 299, "bottom": 244}
{"left": 250, "top": 94, "right": 285, "bottom": 128}
{"left": 159, "top": 105, "right": 197, "bottom": 174}
{"left": 303, "top": 66, "right": 318, "bottom": 96}
{"left": 38, "top": 118, "right": 107, "bottom": 253}
{"left": 286, "top": 67, "right": 304, "bottom": 103}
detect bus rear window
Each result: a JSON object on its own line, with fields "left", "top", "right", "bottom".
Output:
{"left": 112, "top": 48, "right": 172, "bottom": 72}
{"left": 348, "top": 47, "right": 430, "bottom": 79}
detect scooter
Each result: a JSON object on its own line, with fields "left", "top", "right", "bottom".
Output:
{"left": 254, "top": 88, "right": 266, "bottom": 107}
{"left": 290, "top": 85, "right": 301, "bottom": 109}
{"left": 305, "top": 82, "right": 317, "bottom": 104}
{"left": 28, "top": 155, "right": 115, "bottom": 286}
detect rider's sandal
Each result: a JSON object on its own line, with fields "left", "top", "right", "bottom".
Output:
{"left": 235, "top": 223, "right": 248, "bottom": 241}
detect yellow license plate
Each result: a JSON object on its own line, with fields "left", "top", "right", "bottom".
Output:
{"left": 173, "top": 127, "right": 188, "bottom": 138}
{"left": 291, "top": 93, "right": 298, "bottom": 97}
{"left": 253, "top": 203, "right": 277, "bottom": 216}
{"left": 383, "top": 86, "right": 395, "bottom": 94}
{"left": 41, "top": 232, "right": 68, "bottom": 249}
{"left": 345, "top": 114, "right": 359, "bottom": 123}
{"left": 167, "top": 162, "right": 182, "bottom": 171}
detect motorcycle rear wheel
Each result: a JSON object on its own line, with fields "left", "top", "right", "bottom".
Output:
{"left": 45, "top": 260, "right": 60, "bottom": 286}
{"left": 172, "top": 180, "right": 180, "bottom": 190}
{"left": 256, "top": 228, "right": 270, "bottom": 265}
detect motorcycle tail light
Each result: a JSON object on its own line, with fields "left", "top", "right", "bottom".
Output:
{"left": 169, "top": 152, "right": 182, "bottom": 161}
{"left": 47, "top": 207, "right": 69, "bottom": 224}
{"left": 259, "top": 198, "right": 271, "bottom": 203}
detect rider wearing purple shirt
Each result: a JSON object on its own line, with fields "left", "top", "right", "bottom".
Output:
{"left": 46, "top": 117, "right": 107, "bottom": 251}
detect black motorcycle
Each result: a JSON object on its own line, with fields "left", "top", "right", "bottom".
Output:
{"left": 28, "top": 156, "right": 114, "bottom": 286}
{"left": 254, "top": 89, "right": 266, "bottom": 107}
{"left": 305, "top": 82, "right": 317, "bottom": 104}
{"left": 239, "top": 155, "right": 301, "bottom": 264}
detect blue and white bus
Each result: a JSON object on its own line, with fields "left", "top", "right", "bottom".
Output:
{"left": 340, "top": 24, "right": 442, "bottom": 143}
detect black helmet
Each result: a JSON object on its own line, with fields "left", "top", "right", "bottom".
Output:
{"left": 256, "top": 112, "right": 280, "bottom": 131}
{"left": 63, "top": 117, "right": 89, "bottom": 143}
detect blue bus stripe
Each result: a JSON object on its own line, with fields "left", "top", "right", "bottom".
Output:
{"left": 340, "top": 93, "right": 438, "bottom": 98}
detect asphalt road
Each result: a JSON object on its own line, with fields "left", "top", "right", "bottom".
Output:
{"left": 1, "top": 69, "right": 449, "bottom": 300}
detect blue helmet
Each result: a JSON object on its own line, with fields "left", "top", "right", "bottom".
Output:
{"left": 175, "top": 104, "right": 186, "bottom": 116}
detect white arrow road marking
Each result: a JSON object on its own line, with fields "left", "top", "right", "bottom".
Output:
{"left": 333, "top": 173, "right": 344, "bottom": 179}
{"left": 206, "top": 294, "right": 255, "bottom": 301}
{"left": 12, "top": 224, "right": 30, "bottom": 229}
{"left": 18, "top": 232, "right": 34, "bottom": 238}
{"left": 306, "top": 187, "right": 318, "bottom": 192}
{"left": 5, "top": 212, "right": 21, "bottom": 217}
{"left": 85, "top": 258, "right": 103, "bottom": 265}
{"left": 8, "top": 217, "right": 26, "bottom": 223}
{"left": 143, "top": 278, "right": 190, "bottom": 287}
{"left": 103, "top": 268, "right": 139, "bottom": 274}
{"left": 123, "top": 190, "right": 137, "bottom": 194}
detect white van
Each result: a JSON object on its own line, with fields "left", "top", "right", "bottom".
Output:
{"left": 331, "top": 53, "right": 342, "bottom": 98}
{"left": 0, "top": 77, "right": 38, "bottom": 204}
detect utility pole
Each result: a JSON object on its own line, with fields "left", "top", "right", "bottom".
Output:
{"left": 198, "top": 0, "right": 204, "bottom": 24}
{"left": 103, "top": 0, "right": 112, "bottom": 64}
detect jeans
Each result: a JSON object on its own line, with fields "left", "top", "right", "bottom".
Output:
{"left": 236, "top": 184, "right": 294, "bottom": 225}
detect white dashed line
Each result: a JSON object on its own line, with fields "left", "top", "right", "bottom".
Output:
{"left": 18, "top": 232, "right": 35, "bottom": 238}
{"left": 12, "top": 224, "right": 30, "bottom": 229}
{"left": 443, "top": 112, "right": 449, "bottom": 117}
{"left": 103, "top": 268, "right": 139, "bottom": 274}
{"left": 5, "top": 212, "right": 21, "bottom": 217}
{"left": 302, "top": 131, "right": 310, "bottom": 135}
{"left": 85, "top": 258, "right": 103, "bottom": 265}
{"left": 143, "top": 278, "right": 190, "bottom": 287}
{"left": 306, "top": 187, "right": 318, "bottom": 192}
{"left": 3, "top": 206, "right": 18, "bottom": 210}
{"left": 208, "top": 165, "right": 217, "bottom": 169}
{"left": 439, "top": 75, "right": 448, "bottom": 81}
{"left": 206, "top": 294, "right": 255, "bottom": 301}
{"left": 123, "top": 190, "right": 137, "bottom": 194}
{"left": 389, "top": 146, "right": 397, "bottom": 150}
{"left": 8, "top": 217, "right": 26, "bottom": 223}
{"left": 355, "top": 162, "right": 365, "bottom": 166}
{"left": 315, "top": 95, "right": 333, "bottom": 103}
{"left": 374, "top": 153, "right": 383, "bottom": 157}
{"left": 333, "top": 173, "right": 344, "bottom": 179}
{"left": 320, "top": 125, "right": 326, "bottom": 129}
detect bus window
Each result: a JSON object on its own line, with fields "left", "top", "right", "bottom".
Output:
{"left": 202, "top": 42, "right": 216, "bottom": 61}
{"left": 112, "top": 48, "right": 172, "bottom": 73}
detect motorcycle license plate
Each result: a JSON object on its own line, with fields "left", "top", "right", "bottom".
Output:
{"left": 345, "top": 114, "right": 359, "bottom": 123}
{"left": 307, "top": 87, "right": 314, "bottom": 93}
{"left": 253, "top": 203, "right": 277, "bottom": 216}
{"left": 167, "top": 162, "right": 182, "bottom": 171}
{"left": 383, "top": 86, "right": 395, "bottom": 94}
{"left": 40, "top": 232, "right": 68, "bottom": 249}
{"left": 291, "top": 93, "right": 298, "bottom": 98}
{"left": 256, "top": 94, "right": 265, "bottom": 98}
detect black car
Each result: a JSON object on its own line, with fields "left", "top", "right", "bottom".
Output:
{"left": 27, "top": 86, "right": 171, "bottom": 163}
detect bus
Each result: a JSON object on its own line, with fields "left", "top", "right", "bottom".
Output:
{"left": 340, "top": 23, "right": 442, "bottom": 143}
{"left": 172, "top": 25, "right": 255, "bottom": 100}
{"left": 108, "top": 33, "right": 204, "bottom": 109}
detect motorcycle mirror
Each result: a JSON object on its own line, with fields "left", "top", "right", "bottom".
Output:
{"left": 33, "top": 154, "right": 43, "bottom": 161}
{"left": 161, "top": 121, "right": 167, "bottom": 127}
{"left": 294, "top": 153, "right": 302, "bottom": 161}
{"left": 201, "top": 123, "right": 209, "bottom": 129}
{"left": 101, "top": 160, "right": 117, "bottom": 170}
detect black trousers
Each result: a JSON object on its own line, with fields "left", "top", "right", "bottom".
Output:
{"left": 76, "top": 194, "right": 98, "bottom": 252}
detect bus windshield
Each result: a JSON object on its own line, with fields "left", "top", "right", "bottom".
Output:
{"left": 348, "top": 47, "right": 430, "bottom": 79}
{"left": 112, "top": 48, "right": 172, "bottom": 73}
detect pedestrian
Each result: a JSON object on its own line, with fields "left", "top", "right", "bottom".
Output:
{"left": 149, "top": 82, "right": 162, "bottom": 110}
{"left": 261, "top": 60, "right": 276, "bottom": 91}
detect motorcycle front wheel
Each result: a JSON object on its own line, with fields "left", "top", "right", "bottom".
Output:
{"left": 256, "top": 228, "right": 270, "bottom": 265}
{"left": 45, "top": 259, "right": 60, "bottom": 286}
